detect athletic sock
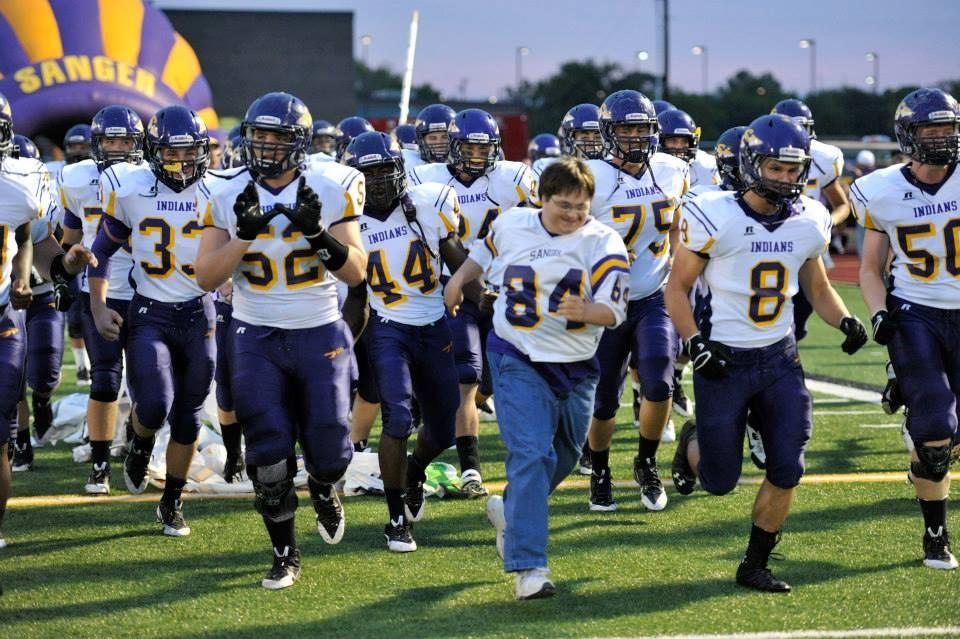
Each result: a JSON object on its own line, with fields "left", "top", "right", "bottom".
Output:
{"left": 590, "top": 447, "right": 610, "bottom": 473}
{"left": 919, "top": 498, "right": 948, "bottom": 536}
{"left": 385, "top": 488, "right": 405, "bottom": 523}
{"left": 90, "top": 440, "right": 111, "bottom": 466}
{"left": 162, "top": 474, "right": 186, "bottom": 505}
{"left": 456, "top": 435, "right": 480, "bottom": 474}
{"left": 743, "top": 524, "right": 780, "bottom": 568}
{"left": 639, "top": 434, "right": 660, "bottom": 461}
{"left": 263, "top": 516, "right": 296, "bottom": 553}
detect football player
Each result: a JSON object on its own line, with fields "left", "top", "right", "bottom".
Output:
{"left": 348, "top": 131, "right": 471, "bottom": 551}
{"left": 529, "top": 132, "right": 562, "bottom": 181}
{"left": 413, "top": 104, "right": 456, "bottom": 168}
{"left": 771, "top": 99, "right": 850, "bottom": 342}
{"left": 558, "top": 104, "right": 604, "bottom": 161}
{"left": 311, "top": 120, "right": 338, "bottom": 157}
{"left": 11, "top": 135, "right": 38, "bottom": 160}
{"left": 63, "top": 124, "right": 93, "bottom": 165}
{"left": 666, "top": 114, "right": 867, "bottom": 592}
{"left": 583, "top": 90, "right": 688, "bottom": 513}
{"left": 195, "top": 92, "right": 366, "bottom": 589}
{"left": 0, "top": 91, "right": 96, "bottom": 546}
{"left": 444, "top": 157, "right": 629, "bottom": 599}
{"left": 59, "top": 105, "right": 144, "bottom": 494}
{"left": 658, "top": 108, "right": 719, "bottom": 188}
{"left": 854, "top": 88, "right": 960, "bottom": 570}
{"left": 335, "top": 116, "right": 375, "bottom": 161}
{"left": 89, "top": 106, "right": 215, "bottom": 536}
{"left": 410, "top": 108, "right": 539, "bottom": 497}
{"left": 208, "top": 129, "right": 225, "bottom": 170}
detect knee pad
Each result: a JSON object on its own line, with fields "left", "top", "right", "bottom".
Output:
{"left": 641, "top": 378, "right": 672, "bottom": 403}
{"left": 592, "top": 385, "right": 621, "bottom": 421}
{"left": 91, "top": 369, "right": 122, "bottom": 399}
{"left": 251, "top": 457, "right": 299, "bottom": 522}
{"left": 911, "top": 442, "right": 953, "bottom": 482}
{"left": 309, "top": 464, "right": 348, "bottom": 485}
{"left": 456, "top": 362, "right": 480, "bottom": 385}
{"left": 169, "top": 421, "right": 200, "bottom": 446}
{"left": 90, "top": 389, "right": 120, "bottom": 403}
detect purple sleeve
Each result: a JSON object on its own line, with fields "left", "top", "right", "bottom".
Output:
{"left": 63, "top": 209, "right": 83, "bottom": 230}
{"left": 88, "top": 216, "right": 131, "bottom": 279}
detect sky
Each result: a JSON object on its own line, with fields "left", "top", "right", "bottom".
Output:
{"left": 154, "top": 0, "right": 960, "bottom": 100}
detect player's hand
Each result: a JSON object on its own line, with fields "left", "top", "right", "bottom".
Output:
{"left": 217, "top": 278, "right": 233, "bottom": 304}
{"left": 557, "top": 295, "right": 587, "bottom": 323}
{"left": 444, "top": 284, "right": 464, "bottom": 317}
{"left": 10, "top": 278, "right": 32, "bottom": 310}
{"left": 234, "top": 181, "right": 278, "bottom": 241}
{"left": 63, "top": 244, "right": 98, "bottom": 274}
{"left": 870, "top": 309, "right": 898, "bottom": 345}
{"left": 478, "top": 289, "right": 498, "bottom": 315}
{"left": 283, "top": 177, "right": 325, "bottom": 237}
{"left": 687, "top": 333, "right": 731, "bottom": 380}
{"left": 92, "top": 303, "right": 124, "bottom": 342}
{"left": 839, "top": 315, "right": 868, "bottom": 354}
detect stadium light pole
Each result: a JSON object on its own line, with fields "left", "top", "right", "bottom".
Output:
{"left": 799, "top": 38, "right": 816, "bottom": 95}
{"left": 515, "top": 46, "right": 529, "bottom": 97}
{"left": 360, "top": 34, "right": 372, "bottom": 66}
{"left": 865, "top": 51, "right": 879, "bottom": 94}
{"left": 691, "top": 45, "right": 707, "bottom": 94}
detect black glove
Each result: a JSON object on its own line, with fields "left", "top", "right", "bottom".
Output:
{"left": 871, "top": 309, "right": 898, "bottom": 345}
{"left": 687, "top": 333, "right": 731, "bottom": 380}
{"left": 282, "top": 176, "right": 324, "bottom": 238}
{"left": 53, "top": 279, "right": 76, "bottom": 312}
{"left": 839, "top": 315, "right": 868, "bottom": 355}
{"left": 234, "top": 181, "right": 276, "bottom": 241}
{"left": 881, "top": 362, "right": 903, "bottom": 415}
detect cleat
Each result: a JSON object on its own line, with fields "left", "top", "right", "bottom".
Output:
{"left": 881, "top": 361, "right": 903, "bottom": 415}
{"left": 156, "top": 499, "right": 191, "bottom": 537}
{"left": 577, "top": 447, "right": 592, "bottom": 475}
{"left": 746, "top": 423, "right": 767, "bottom": 470}
{"left": 33, "top": 402, "right": 53, "bottom": 443}
{"left": 84, "top": 461, "right": 111, "bottom": 495}
{"left": 923, "top": 527, "right": 958, "bottom": 570}
{"left": 478, "top": 399, "right": 498, "bottom": 423}
{"left": 661, "top": 419, "right": 676, "bottom": 443}
{"left": 123, "top": 441, "right": 153, "bottom": 494}
{"left": 76, "top": 366, "right": 91, "bottom": 386}
{"left": 312, "top": 486, "right": 345, "bottom": 544}
{"left": 460, "top": 469, "right": 488, "bottom": 498}
{"left": 632, "top": 385, "right": 641, "bottom": 428}
{"left": 671, "top": 420, "right": 698, "bottom": 495}
{"left": 262, "top": 546, "right": 301, "bottom": 590}
{"left": 11, "top": 439, "right": 33, "bottom": 472}
{"left": 588, "top": 468, "right": 618, "bottom": 512}
{"left": 515, "top": 567, "right": 556, "bottom": 600}
{"left": 901, "top": 412, "right": 914, "bottom": 453}
{"left": 352, "top": 439, "right": 370, "bottom": 453}
{"left": 404, "top": 477, "right": 426, "bottom": 523}
{"left": 672, "top": 374, "right": 693, "bottom": 417}
{"left": 223, "top": 451, "right": 246, "bottom": 484}
{"left": 384, "top": 517, "right": 417, "bottom": 552}
{"left": 736, "top": 562, "right": 791, "bottom": 592}
{"left": 634, "top": 454, "right": 668, "bottom": 511}
{"left": 486, "top": 495, "right": 506, "bottom": 559}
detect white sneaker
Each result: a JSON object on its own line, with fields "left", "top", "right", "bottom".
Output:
{"left": 486, "top": 495, "right": 506, "bottom": 559}
{"left": 515, "top": 567, "right": 555, "bottom": 600}
{"left": 660, "top": 420, "right": 676, "bottom": 443}
{"left": 901, "top": 414, "right": 914, "bottom": 453}
{"left": 746, "top": 424, "right": 767, "bottom": 469}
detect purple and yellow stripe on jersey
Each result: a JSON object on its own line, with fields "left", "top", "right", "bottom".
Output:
{"left": 590, "top": 254, "right": 629, "bottom": 289}
{"left": 483, "top": 231, "right": 498, "bottom": 258}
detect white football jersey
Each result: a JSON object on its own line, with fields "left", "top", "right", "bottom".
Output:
{"left": 471, "top": 208, "right": 629, "bottom": 363}
{"left": 805, "top": 139, "right": 844, "bottom": 202}
{"left": 850, "top": 163, "right": 960, "bottom": 309}
{"left": 360, "top": 183, "right": 459, "bottom": 325}
{"left": 681, "top": 191, "right": 831, "bottom": 348}
{"left": 401, "top": 148, "right": 427, "bottom": 176}
{"left": 531, "top": 156, "right": 558, "bottom": 181}
{"left": 200, "top": 162, "right": 365, "bottom": 329}
{"left": 588, "top": 153, "right": 688, "bottom": 300}
{"left": 689, "top": 149, "right": 719, "bottom": 188}
{"left": 307, "top": 152, "right": 335, "bottom": 165}
{"left": 60, "top": 160, "right": 135, "bottom": 299}
{"left": 100, "top": 163, "right": 205, "bottom": 303}
{"left": 410, "top": 160, "right": 539, "bottom": 253}
{"left": 0, "top": 157, "right": 48, "bottom": 305}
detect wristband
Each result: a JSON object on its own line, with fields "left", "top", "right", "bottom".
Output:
{"left": 306, "top": 229, "right": 349, "bottom": 271}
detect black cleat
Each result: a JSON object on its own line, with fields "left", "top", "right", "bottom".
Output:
{"left": 384, "top": 516, "right": 417, "bottom": 552}
{"left": 404, "top": 479, "right": 426, "bottom": 523}
{"left": 76, "top": 366, "right": 91, "bottom": 386}
{"left": 671, "top": 420, "right": 698, "bottom": 495}
{"left": 223, "top": 451, "right": 246, "bottom": 484}
{"left": 577, "top": 447, "right": 592, "bottom": 475}
{"left": 123, "top": 440, "right": 153, "bottom": 494}
{"left": 634, "top": 455, "right": 667, "bottom": 511}
{"left": 156, "top": 499, "right": 191, "bottom": 537}
{"left": 589, "top": 468, "right": 617, "bottom": 512}
{"left": 84, "top": 461, "right": 111, "bottom": 495}
{"left": 459, "top": 469, "right": 488, "bottom": 498}
{"left": 33, "top": 401, "right": 53, "bottom": 442}
{"left": 923, "top": 527, "right": 959, "bottom": 570}
{"left": 262, "top": 546, "right": 301, "bottom": 590}
{"left": 11, "top": 439, "right": 33, "bottom": 472}
{"left": 672, "top": 372, "right": 693, "bottom": 417}
{"left": 736, "top": 562, "right": 792, "bottom": 592}
{"left": 311, "top": 484, "right": 345, "bottom": 544}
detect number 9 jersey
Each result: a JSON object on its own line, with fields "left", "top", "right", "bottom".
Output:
{"left": 471, "top": 208, "right": 630, "bottom": 363}
{"left": 850, "top": 163, "right": 960, "bottom": 309}
{"left": 681, "top": 190, "right": 831, "bottom": 348}
{"left": 587, "top": 153, "right": 688, "bottom": 300}
{"left": 198, "top": 163, "right": 365, "bottom": 329}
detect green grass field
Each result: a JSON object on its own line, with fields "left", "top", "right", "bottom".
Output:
{"left": 2, "top": 284, "right": 958, "bottom": 639}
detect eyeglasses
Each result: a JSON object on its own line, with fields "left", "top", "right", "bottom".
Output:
{"left": 551, "top": 199, "right": 591, "bottom": 213}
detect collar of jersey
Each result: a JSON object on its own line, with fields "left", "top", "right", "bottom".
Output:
{"left": 900, "top": 162, "right": 957, "bottom": 196}
{"left": 735, "top": 194, "right": 797, "bottom": 231}
{"left": 604, "top": 159, "right": 647, "bottom": 180}
{"left": 255, "top": 171, "right": 300, "bottom": 196}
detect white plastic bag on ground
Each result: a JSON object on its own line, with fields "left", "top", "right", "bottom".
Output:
{"left": 343, "top": 451, "right": 383, "bottom": 496}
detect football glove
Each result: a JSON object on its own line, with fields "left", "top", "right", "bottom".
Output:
{"left": 234, "top": 181, "right": 277, "bottom": 241}
{"left": 687, "top": 333, "right": 731, "bottom": 380}
{"left": 839, "top": 315, "right": 868, "bottom": 354}
{"left": 870, "top": 309, "right": 898, "bottom": 345}
{"left": 282, "top": 176, "right": 324, "bottom": 238}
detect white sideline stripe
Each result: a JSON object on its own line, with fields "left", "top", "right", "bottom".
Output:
{"left": 817, "top": 410, "right": 885, "bottom": 416}
{"left": 859, "top": 423, "right": 902, "bottom": 429}
{"left": 813, "top": 398, "right": 853, "bottom": 405}
{"left": 595, "top": 627, "right": 960, "bottom": 639}
{"left": 805, "top": 379, "right": 882, "bottom": 404}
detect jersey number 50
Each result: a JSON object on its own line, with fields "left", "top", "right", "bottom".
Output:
{"left": 895, "top": 219, "right": 960, "bottom": 281}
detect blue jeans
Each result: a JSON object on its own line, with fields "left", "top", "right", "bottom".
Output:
{"left": 487, "top": 350, "right": 599, "bottom": 572}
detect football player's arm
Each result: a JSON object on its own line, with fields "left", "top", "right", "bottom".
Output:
{"left": 664, "top": 245, "right": 707, "bottom": 340}
{"left": 444, "top": 258, "right": 485, "bottom": 316}
{"left": 327, "top": 220, "right": 367, "bottom": 287}
{"left": 340, "top": 281, "right": 369, "bottom": 341}
{"left": 10, "top": 222, "right": 33, "bottom": 309}
{"left": 823, "top": 179, "right": 851, "bottom": 226}
{"left": 859, "top": 228, "right": 890, "bottom": 316}
{"left": 799, "top": 256, "right": 851, "bottom": 328}
{"left": 87, "top": 218, "right": 130, "bottom": 341}
{"left": 195, "top": 226, "right": 249, "bottom": 291}
{"left": 556, "top": 293, "right": 617, "bottom": 327}
{"left": 60, "top": 206, "right": 84, "bottom": 246}
{"left": 439, "top": 235, "right": 487, "bottom": 305}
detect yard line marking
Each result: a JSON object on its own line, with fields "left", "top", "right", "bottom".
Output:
{"left": 813, "top": 398, "right": 854, "bottom": 404}
{"left": 9, "top": 472, "right": 912, "bottom": 508}
{"left": 595, "top": 626, "right": 960, "bottom": 639}
{"left": 859, "top": 423, "right": 902, "bottom": 429}
{"left": 806, "top": 379, "right": 881, "bottom": 404}
{"left": 816, "top": 410, "right": 885, "bottom": 416}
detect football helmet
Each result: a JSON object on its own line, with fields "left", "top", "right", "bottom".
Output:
{"left": 714, "top": 125, "right": 748, "bottom": 191}
{"left": 146, "top": 106, "right": 210, "bottom": 192}
{"left": 527, "top": 133, "right": 561, "bottom": 162}
{"left": 657, "top": 109, "right": 701, "bottom": 163}
{"left": 91, "top": 105, "right": 144, "bottom": 168}
{"left": 771, "top": 99, "right": 816, "bottom": 138}
{"left": 241, "top": 92, "right": 312, "bottom": 177}
{"left": 335, "top": 116, "right": 375, "bottom": 160}
{"left": 391, "top": 123, "right": 418, "bottom": 151}
{"left": 414, "top": 104, "right": 456, "bottom": 163}
{"left": 894, "top": 88, "right": 960, "bottom": 165}
{"left": 599, "top": 90, "right": 659, "bottom": 164}
{"left": 342, "top": 131, "right": 406, "bottom": 211}
{"left": 63, "top": 124, "right": 93, "bottom": 164}
{"left": 12, "top": 134, "right": 38, "bottom": 160}
{"left": 448, "top": 108, "right": 500, "bottom": 178}
{"left": 739, "top": 114, "right": 811, "bottom": 205}
{"left": 560, "top": 103, "right": 603, "bottom": 159}
{"left": 311, "top": 119, "right": 338, "bottom": 155}
{"left": 0, "top": 92, "right": 12, "bottom": 158}
{"left": 652, "top": 100, "right": 676, "bottom": 116}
